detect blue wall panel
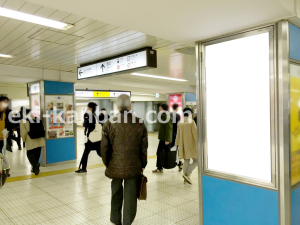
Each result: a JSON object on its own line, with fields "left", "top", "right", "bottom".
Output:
{"left": 44, "top": 81, "right": 74, "bottom": 95}
{"left": 185, "top": 92, "right": 196, "bottom": 101}
{"left": 289, "top": 23, "right": 300, "bottom": 61}
{"left": 46, "top": 138, "right": 75, "bottom": 164}
{"left": 203, "top": 176, "right": 278, "bottom": 225}
{"left": 292, "top": 186, "right": 300, "bottom": 225}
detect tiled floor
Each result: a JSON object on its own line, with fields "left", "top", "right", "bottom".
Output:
{"left": 1, "top": 128, "right": 200, "bottom": 225}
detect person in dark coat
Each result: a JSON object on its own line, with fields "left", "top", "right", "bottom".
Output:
{"left": 170, "top": 103, "right": 183, "bottom": 171}
{"left": 76, "top": 102, "right": 101, "bottom": 173}
{"left": 83, "top": 112, "right": 89, "bottom": 136}
{"left": 102, "top": 94, "right": 148, "bottom": 225}
{"left": 152, "top": 103, "right": 173, "bottom": 173}
{"left": 0, "top": 96, "right": 13, "bottom": 154}
{"left": 170, "top": 103, "right": 180, "bottom": 148}
{"left": 99, "top": 108, "right": 110, "bottom": 126}
{"left": 11, "top": 106, "right": 27, "bottom": 150}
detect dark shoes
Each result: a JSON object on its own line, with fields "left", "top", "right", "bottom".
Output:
{"left": 75, "top": 169, "right": 87, "bottom": 173}
{"left": 33, "top": 163, "right": 40, "bottom": 176}
{"left": 178, "top": 161, "right": 183, "bottom": 172}
{"left": 152, "top": 169, "right": 163, "bottom": 173}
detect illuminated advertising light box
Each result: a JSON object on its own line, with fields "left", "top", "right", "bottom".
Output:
{"left": 168, "top": 94, "right": 183, "bottom": 117}
{"left": 205, "top": 32, "right": 272, "bottom": 183}
{"left": 77, "top": 48, "right": 157, "bottom": 80}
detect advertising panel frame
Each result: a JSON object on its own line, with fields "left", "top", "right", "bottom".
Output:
{"left": 198, "top": 26, "right": 277, "bottom": 190}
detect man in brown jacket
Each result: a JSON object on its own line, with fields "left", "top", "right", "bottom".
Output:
{"left": 101, "top": 94, "right": 148, "bottom": 225}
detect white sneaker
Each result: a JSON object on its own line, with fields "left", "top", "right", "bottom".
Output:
{"left": 183, "top": 174, "right": 192, "bottom": 184}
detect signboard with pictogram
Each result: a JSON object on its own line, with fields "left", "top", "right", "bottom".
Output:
{"left": 76, "top": 90, "right": 131, "bottom": 98}
{"left": 77, "top": 47, "right": 157, "bottom": 80}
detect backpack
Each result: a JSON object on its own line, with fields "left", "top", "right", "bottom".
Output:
{"left": 27, "top": 118, "right": 45, "bottom": 139}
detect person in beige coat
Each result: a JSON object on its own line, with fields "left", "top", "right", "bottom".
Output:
{"left": 175, "top": 107, "right": 198, "bottom": 184}
{"left": 20, "top": 110, "right": 45, "bottom": 175}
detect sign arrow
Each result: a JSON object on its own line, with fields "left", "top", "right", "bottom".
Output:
{"left": 79, "top": 69, "right": 83, "bottom": 76}
{"left": 100, "top": 64, "right": 105, "bottom": 73}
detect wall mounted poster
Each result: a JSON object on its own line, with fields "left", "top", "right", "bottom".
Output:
{"left": 290, "top": 71, "right": 300, "bottom": 186}
{"left": 31, "top": 94, "right": 40, "bottom": 118}
{"left": 45, "top": 95, "right": 74, "bottom": 139}
{"left": 168, "top": 94, "right": 183, "bottom": 117}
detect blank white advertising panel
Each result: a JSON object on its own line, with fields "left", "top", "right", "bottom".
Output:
{"left": 205, "top": 32, "right": 271, "bottom": 182}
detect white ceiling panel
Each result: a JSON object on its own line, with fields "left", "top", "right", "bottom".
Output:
{"left": 25, "top": 0, "right": 295, "bottom": 43}
{"left": 32, "top": 5, "right": 56, "bottom": 18}
{"left": 0, "top": 19, "right": 23, "bottom": 41}
{"left": 19, "top": 2, "right": 41, "bottom": 14}
{"left": 24, "top": 26, "right": 132, "bottom": 67}
{"left": 2, "top": 0, "right": 25, "bottom": 10}
{"left": 0, "top": 22, "right": 36, "bottom": 50}
{"left": 0, "top": 16, "right": 8, "bottom": 27}
{"left": 0, "top": 0, "right": 198, "bottom": 94}
{"left": 46, "top": 10, "right": 70, "bottom": 22}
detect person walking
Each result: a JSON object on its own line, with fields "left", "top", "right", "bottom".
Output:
{"left": 12, "top": 106, "right": 27, "bottom": 150}
{"left": 101, "top": 94, "right": 148, "bottom": 225}
{"left": 99, "top": 108, "right": 110, "bottom": 126}
{"left": 152, "top": 103, "right": 173, "bottom": 173}
{"left": 175, "top": 107, "right": 198, "bottom": 184}
{"left": 76, "top": 102, "right": 101, "bottom": 173}
{"left": 83, "top": 112, "right": 89, "bottom": 136}
{"left": 20, "top": 108, "right": 45, "bottom": 176}
{"left": 170, "top": 103, "right": 183, "bottom": 172}
{"left": 0, "top": 96, "right": 13, "bottom": 154}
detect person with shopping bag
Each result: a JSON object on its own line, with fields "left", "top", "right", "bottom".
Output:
{"left": 175, "top": 107, "right": 198, "bottom": 184}
{"left": 76, "top": 102, "right": 102, "bottom": 173}
{"left": 20, "top": 108, "right": 45, "bottom": 176}
{"left": 101, "top": 94, "right": 148, "bottom": 225}
{"left": 152, "top": 103, "right": 173, "bottom": 173}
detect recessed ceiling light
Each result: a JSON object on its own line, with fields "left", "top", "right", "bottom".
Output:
{"left": 0, "top": 7, "right": 73, "bottom": 30}
{"left": 0, "top": 54, "right": 14, "bottom": 58}
{"left": 132, "top": 73, "right": 188, "bottom": 82}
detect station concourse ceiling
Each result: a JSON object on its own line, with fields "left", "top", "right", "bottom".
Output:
{"left": 0, "top": 0, "right": 299, "bottom": 95}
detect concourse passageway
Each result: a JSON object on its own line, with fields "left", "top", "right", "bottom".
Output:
{"left": 1, "top": 0, "right": 300, "bottom": 224}
{"left": 1, "top": 130, "right": 199, "bottom": 225}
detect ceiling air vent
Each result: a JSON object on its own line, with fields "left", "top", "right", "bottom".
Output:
{"left": 28, "top": 28, "right": 84, "bottom": 46}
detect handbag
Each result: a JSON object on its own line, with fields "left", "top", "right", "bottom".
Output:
{"left": 88, "top": 115, "right": 102, "bottom": 143}
{"left": 137, "top": 173, "right": 147, "bottom": 200}
{"left": 0, "top": 154, "right": 10, "bottom": 189}
{"left": 0, "top": 132, "right": 10, "bottom": 189}
{"left": 160, "top": 145, "right": 177, "bottom": 169}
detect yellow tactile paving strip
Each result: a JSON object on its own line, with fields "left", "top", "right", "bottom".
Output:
{"left": 6, "top": 155, "right": 157, "bottom": 183}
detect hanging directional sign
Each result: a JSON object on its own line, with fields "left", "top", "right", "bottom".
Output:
{"left": 77, "top": 47, "right": 157, "bottom": 80}
{"left": 75, "top": 90, "right": 131, "bottom": 98}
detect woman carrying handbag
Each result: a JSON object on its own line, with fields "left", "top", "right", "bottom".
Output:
{"left": 75, "top": 102, "right": 102, "bottom": 173}
{"left": 175, "top": 107, "right": 198, "bottom": 184}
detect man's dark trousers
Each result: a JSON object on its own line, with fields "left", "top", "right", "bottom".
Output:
{"left": 111, "top": 178, "right": 138, "bottom": 225}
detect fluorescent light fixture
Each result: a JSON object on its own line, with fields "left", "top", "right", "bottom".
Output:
{"left": 0, "top": 53, "right": 14, "bottom": 58}
{"left": 0, "top": 7, "right": 73, "bottom": 30}
{"left": 131, "top": 93, "right": 156, "bottom": 96}
{"left": 132, "top": 73, "right": 188, "bottom": 82}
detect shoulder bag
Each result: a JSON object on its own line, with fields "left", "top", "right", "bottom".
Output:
{"left": 88, "top": 115, "right": 102, "bottom": 143}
